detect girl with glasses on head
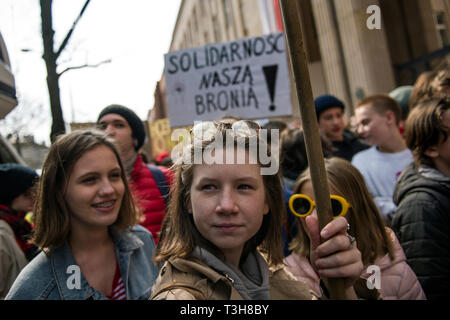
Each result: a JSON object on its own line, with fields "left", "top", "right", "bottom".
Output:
{"left": 284, "top": 157, "right": 426, "bottom": 299}
{"left": 6, "top": 130, "right": 160, "bottom": 300}
{"left": 151, "top": 121, "right": 368, "bottom": 300}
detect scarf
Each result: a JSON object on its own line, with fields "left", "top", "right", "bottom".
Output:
{"left": 0, "top": 204, "right": 38, "bottom": 261}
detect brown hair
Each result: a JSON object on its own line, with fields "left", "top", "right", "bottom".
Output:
{"left": 409, "top": 71, "right": 436, "bottom": 110}
{"left": 289, "top": 157, "right": 395, "bottom": 266}
{"left": 154, "top": 123, "right": 285, "bottom": 267}
{"left": 31, "top": 130, "right": 141, "bottom": 249}
{"left": 356, "top": 94, "right": 402, "bottom": 125}
{"left": 405, "top": 99, "right": 449, "bottom": 168}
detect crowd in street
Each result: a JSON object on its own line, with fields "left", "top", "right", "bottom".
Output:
{"left": 0, "top": 59, "right": 448, "bottom": 300}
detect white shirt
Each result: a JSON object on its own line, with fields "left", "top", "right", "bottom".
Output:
{"left": 352, "top": 146, "right": 413, "bottom": 219}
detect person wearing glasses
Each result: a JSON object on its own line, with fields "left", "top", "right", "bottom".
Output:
{"left": 151, "top": 120, "right": 368, "bottom": 300}
{"left": 284, "top": 157, "right": 425, "bottom": 300}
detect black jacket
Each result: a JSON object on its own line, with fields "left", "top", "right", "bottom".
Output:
{"left": 391, "top": 163, "right": 450, "bottom": 300}
{"left": 332, "top": 129, "right": 369, "bottom": 161}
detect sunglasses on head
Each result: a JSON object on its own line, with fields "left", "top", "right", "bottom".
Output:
{"left": 289, "top": 194, "right": 351, "bottom": 219}
{"left": 190, "top": 120, "right": 261, "bottom": 141}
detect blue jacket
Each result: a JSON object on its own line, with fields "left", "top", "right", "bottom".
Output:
{"left": 5, "top": 225, "right": 160, "bottom": 300}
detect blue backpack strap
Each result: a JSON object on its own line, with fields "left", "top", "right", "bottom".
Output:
{"left": 147, "top": 164, "right": 169, "bottom": 208}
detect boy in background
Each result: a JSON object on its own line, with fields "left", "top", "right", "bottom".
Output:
{"left": 352, "top": 94, "right": 413, "bottom": 224}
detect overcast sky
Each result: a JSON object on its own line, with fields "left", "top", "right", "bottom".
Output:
{"left": 0, "top": 0, "right": 181, "bottom": 145}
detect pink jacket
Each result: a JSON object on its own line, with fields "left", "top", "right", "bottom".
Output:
{"left": 283, "top": 228, "right": 426, "bottom": 299}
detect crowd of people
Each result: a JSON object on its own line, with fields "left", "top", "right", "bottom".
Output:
{"left": 0, "top": 60, "right": 448, "bottom": 300}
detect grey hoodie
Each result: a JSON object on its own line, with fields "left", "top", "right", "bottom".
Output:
{"left": 192, "top": 247, "right": 270, "bottom": 300}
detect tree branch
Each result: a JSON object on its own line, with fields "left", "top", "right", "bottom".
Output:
{"left": 58, "top": 58, "right": 112, "bottom": 77}
{"left": 55, "top": 0, "right": 90, "bottom": 59}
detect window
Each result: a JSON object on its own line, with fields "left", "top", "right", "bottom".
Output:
{"left": 200, "top": 0, "right": 206, "bottom": 14}
{"left": 434, "top": 11, "right": 449, "bottom": 47}
{"left": 193, "top": 7, "right": 199, "bottom": 45}
{"left": 213, "top": 15, "right": 221, "bottom": 42}
{"left": 239, "top": 0, "right": 248, "bottom": 37}
{"left": 222, "top": 0, "right": 233, "bottom": 29}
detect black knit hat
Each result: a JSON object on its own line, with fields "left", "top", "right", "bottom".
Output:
{"left": 97, "top": 104, "right": 146, "bottom": 151}
{"left": 0, "top": 163, "right": 39, "bottom": 205}
{"left": 314, "top": 95, "right": 345, "bottom": 120}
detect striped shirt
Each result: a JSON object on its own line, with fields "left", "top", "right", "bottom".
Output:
{"left": 107, "top": 259, "right": 126, "bottom": 300}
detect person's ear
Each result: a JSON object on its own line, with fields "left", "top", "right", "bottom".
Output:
{"left": 424, "top": 145, "right": 439, "bottom": 159}
{"left": 385, "top": 110, "right": 396, "bottom": 125}
{"left": 263, "top": 202, "right": 269, "bottom": 215}
{"left": 187, "top": 200, "right": 193, "bottom": 214}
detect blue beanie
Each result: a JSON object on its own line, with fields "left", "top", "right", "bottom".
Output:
{"left": 97, "top": 104, "right": 146, "bottom": 151}
{"left": 0, "top": 163, "right": 39, "bottom": 205}
{"left": 314, "top": 95, "right": 345, "bottom": 119}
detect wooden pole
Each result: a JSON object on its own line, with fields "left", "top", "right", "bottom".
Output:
{"left": 279, "top": 0, "right": 346, "bottom": 299}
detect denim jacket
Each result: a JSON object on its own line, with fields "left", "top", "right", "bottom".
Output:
{"left": 5, "top": 225, "right": 160, "bottom": 300}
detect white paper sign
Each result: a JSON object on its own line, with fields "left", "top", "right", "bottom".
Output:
{"left": 164, "top": 32, "right": 292, "bottom": 127}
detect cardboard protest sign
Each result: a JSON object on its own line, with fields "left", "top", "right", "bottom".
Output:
{"left": 148, "top": 118, "right": 191, "bottom": 159}
{"left": 164, "top": 32, "right": 292, "bottom": 127}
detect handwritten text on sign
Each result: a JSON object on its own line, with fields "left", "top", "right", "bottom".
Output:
{"left": 164, "top": 33, "right": 292, "bottom": 127}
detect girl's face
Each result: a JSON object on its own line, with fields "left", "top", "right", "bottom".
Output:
{"left": 189, "top": 150, "right": 269, "bottom": 267}
{"left": 64, "top": 145, "right": 125, "bottom": 232}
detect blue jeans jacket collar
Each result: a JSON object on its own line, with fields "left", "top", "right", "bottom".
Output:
{"left": 49, "top": 227, "right": 145, "bottom": 300}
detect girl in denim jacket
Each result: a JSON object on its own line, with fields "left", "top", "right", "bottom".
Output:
{"left": 6, "top": 130, "right": 160, "bottom": 300}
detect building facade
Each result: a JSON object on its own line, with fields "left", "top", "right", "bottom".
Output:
{"left": 149, "top": 0, "right": 450, "bottom": 128}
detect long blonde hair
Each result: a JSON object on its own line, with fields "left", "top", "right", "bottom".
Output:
{"left": 289, "top": 157, "right": 395, "bottom": 265}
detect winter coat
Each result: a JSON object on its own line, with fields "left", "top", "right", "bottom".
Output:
{"left": 284, "top": 228, "right": 425, "bottom": 299}
{"left": 5, "top": 225, "right": 160, "bottom": 300}
{"left": 150, "top": 253, "right": 316, "bottom": 300}
{"left": 130, "top": 155, "right": 173, "bottom": 243}
{"left": 0, "top": 220, "right": 28, "bottom": 299}
{"left": 332, "top": 129, "right": 370, "bottom": 161}
{"left": 392, "top": 163, "right": 450, "bottom": 300}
